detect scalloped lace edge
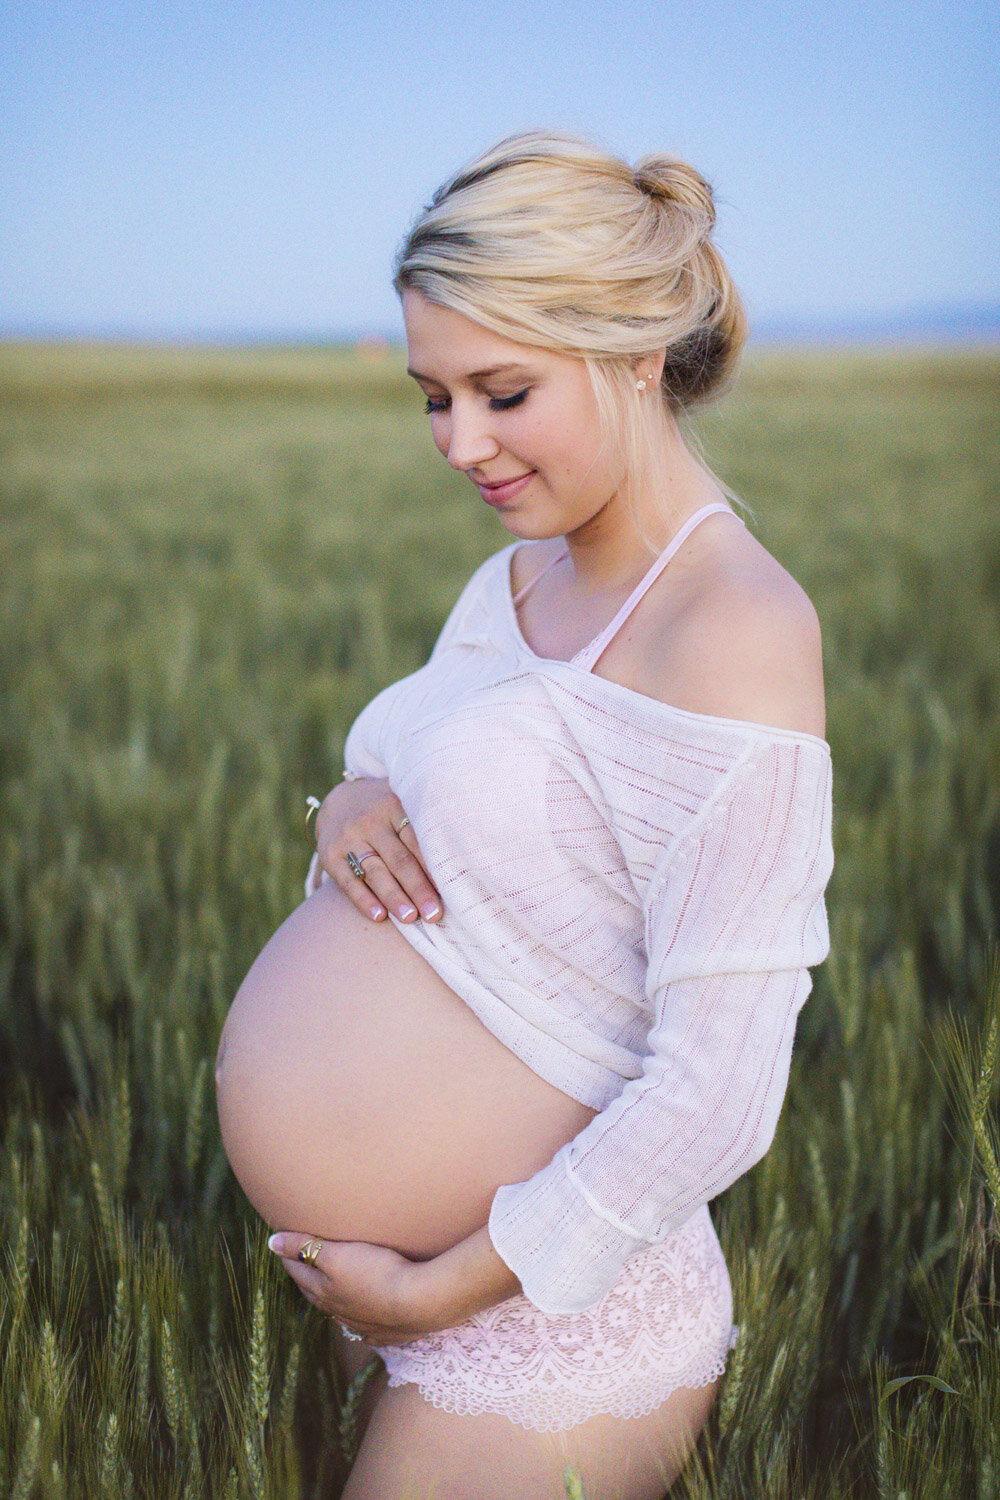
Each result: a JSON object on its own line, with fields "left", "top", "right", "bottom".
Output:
{"left": 384, "top": 1340, "right": 735, "bottom": 1433}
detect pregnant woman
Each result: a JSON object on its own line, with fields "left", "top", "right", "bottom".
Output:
{"left": 215, "top": 131, "right": 833, "bottom": 1499}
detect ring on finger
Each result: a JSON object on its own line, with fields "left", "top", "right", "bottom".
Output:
{"left": 339, "top": 1321, "right": 363, "bottom": 1342}
{"left": 346, "top": 849, "right": 375, "bottom": 880}
{"left": 298, "top": 1238, "right": 323, "bottom": 1267}
{"left": 394, "top": 816, "right": 411, "bottom": 834}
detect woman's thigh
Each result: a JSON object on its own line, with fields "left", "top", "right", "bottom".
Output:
{"left": 342, "top": 1376, "right": 718, "bottom": 1500}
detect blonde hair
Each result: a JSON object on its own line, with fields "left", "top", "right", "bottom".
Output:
{"left": 394, "top": 130, "right": 749, "bottom": 527}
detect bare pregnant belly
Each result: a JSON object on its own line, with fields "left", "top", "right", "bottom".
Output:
{"left": 215, "top": 881, "right": 596, "bottom": 1258}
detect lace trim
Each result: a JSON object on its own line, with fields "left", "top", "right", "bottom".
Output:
{"left": 375, "top": 1206, "right": 735, "bottom": 1433}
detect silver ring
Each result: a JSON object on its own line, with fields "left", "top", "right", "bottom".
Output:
{"left": 346, "top": 852, "right": 373, "bottom": 882}
{"left": 339, "top": 1321, "right": 363, "bottom": 1343}
{"left": 356, "top": 850, "right": 379, "bottom": 866}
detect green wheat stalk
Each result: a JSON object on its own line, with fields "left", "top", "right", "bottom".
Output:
{"left": 243, "top": 1427, "right": 267, "bottom": 1500}
{"left": 249, "top": 1285, "right": 271, "bottom": 1430}
{"left": 278, "top": 1340, "right": 302, "bottom": 1438}
{"left": 337, "top": 1358, "right": 380, "bottom": 1467}
{"left": 97, "top": 1408, "right": 120, "bottom": 1495}
{"left": 184, "top": 1056, "right": 209, "bottom": 1181}
{"left": 135, "top": 1301, "right": 152, "bottom": 1429}
{"left": 159, "top": 1317, "right": 186, "bottom": 1453}
{"left": 10, "top": 1414, "right": 41, "bottom": 1500}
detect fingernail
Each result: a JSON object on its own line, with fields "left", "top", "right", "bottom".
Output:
{"left": 267, "top": 1234, "right": 283, "bottom": 1254}
{"left": 398, "top": 903, "right": 417, "bottom": 920}
{"left": 369, "top": 905, "right": 385, "bottom": 921}
{"left": 421, "top": 901, "right": 441, "bottom": 920}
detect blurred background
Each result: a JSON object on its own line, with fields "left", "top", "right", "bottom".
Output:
{"left": 2, "top": 0, "right": 998, "bottom": 347}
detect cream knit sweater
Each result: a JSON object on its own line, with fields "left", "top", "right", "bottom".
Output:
{"left": 341, "top": 535, "right": 834, "bottom": 1314}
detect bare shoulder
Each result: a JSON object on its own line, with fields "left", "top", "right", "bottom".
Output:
{"left": 643, "top": 526, "right": 826, "bottom": 738}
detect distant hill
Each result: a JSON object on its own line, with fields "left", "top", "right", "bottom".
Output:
{"left": 749, "top": 300, "right": 1000, "bottom": 346}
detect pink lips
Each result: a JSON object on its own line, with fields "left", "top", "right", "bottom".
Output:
{"left": 473, "top": 471, "right": 535, "bottom": 507}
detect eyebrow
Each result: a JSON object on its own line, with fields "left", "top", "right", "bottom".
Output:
{"left": 406, "top": 362, "right": 535, "bottom": 382}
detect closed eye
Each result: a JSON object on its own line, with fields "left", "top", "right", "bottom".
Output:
{"left": 422, "top": 388, "right": 530, "bottom": 416}
{"left": 489, "top": 389, "right": 529, "bottom": 411}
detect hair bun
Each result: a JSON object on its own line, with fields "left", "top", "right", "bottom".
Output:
{"left": 632, "top": 155, "right": 716, "bottom": 231}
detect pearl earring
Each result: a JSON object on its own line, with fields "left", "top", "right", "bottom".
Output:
{"left": 636, "top": 378, "right": 647, "bottom": 392}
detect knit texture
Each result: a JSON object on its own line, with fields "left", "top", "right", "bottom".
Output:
{"left": 343, "top": 542, "right": 834, "bottom": 1313}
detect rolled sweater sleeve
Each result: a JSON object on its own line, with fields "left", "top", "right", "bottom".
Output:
{"left": 488, "top": 736, "right": 834, "bottom": 1315}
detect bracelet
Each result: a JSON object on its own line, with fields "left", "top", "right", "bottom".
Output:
{"left": 305, "top": 795, "right": 322, "bottom": 849}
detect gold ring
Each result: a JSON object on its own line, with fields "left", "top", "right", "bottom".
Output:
{"left": 305, "top": 796, "right": 322, "bottom": 849}
{"left": 395, "top": 816, "right": 411, "bottom": 833}
{"left": 298, "top": 1238, "right": 323, "bottom": 1267}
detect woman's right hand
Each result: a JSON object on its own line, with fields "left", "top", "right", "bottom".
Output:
{"left": 307, "top": 778, "right": 443, "bottom": 925}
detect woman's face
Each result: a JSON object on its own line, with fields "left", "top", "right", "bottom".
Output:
{"left": 402, "top": 290, "right": 625, "bottom": 541}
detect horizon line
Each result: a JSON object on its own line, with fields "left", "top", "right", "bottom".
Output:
{"left": 2, "top": 300, "right": 998, "bottom": 352}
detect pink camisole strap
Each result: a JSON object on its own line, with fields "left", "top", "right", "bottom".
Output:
{"left": 511, "top": 545, "right": 569, "bottom": 607}
{"left": 573, "top": 501, "right": 739, "bottom": 671}
{"left": 511, "top": 501, "right": 741, "bottom": 669}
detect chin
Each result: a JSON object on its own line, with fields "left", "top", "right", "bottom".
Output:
{"left": 495, "top": 510, "right": 567, "bottom": 541}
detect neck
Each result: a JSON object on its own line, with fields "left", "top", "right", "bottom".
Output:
{"left": 562, "top": 444, "right": 724, "bottom": 596}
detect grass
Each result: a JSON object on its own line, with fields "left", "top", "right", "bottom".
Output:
{"left": 1, "top": 340, "right": 998, "bottom": 1498}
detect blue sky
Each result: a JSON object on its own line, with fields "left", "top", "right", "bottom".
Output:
{"left": 2, "top": 0, "right": 997, "bottom": 341}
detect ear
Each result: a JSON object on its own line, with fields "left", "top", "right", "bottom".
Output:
{"left": 631, "top": 349, "right": 668, "bottom": 385}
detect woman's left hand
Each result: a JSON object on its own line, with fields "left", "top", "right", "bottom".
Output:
{"left": 267, "top": 1226, "right": 521, "bottom": 1345}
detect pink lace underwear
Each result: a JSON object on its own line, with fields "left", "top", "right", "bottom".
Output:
{"left": 373, "top": 1205, "right": 735, "bottom": 1433}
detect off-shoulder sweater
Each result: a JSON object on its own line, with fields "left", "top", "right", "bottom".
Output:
{"left": 340, "top": 504, "right": 834, "bottom": 1315}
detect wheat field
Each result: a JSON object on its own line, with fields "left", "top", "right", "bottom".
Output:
{"left": 1, "top": 341, "right": 997, "bottom": 1498}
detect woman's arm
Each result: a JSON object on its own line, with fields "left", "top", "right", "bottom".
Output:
{"left": 486, "top": 732, "right": 834, "bottom": 1314}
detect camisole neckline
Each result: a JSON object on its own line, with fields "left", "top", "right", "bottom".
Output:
{"left": 501, "top": 502, "right": 832, "bottom": 751}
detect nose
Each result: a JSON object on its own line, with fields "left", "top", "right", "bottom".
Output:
{"left": 444, "top": 401, "right": 502, "bottom": 472}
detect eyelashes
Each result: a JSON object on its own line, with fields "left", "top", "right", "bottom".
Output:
{"left": 423, "top": 389, "right": 530, "bottom": 416}
{"left": 490, "top": 389, "right": 529, "bottom": 411}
